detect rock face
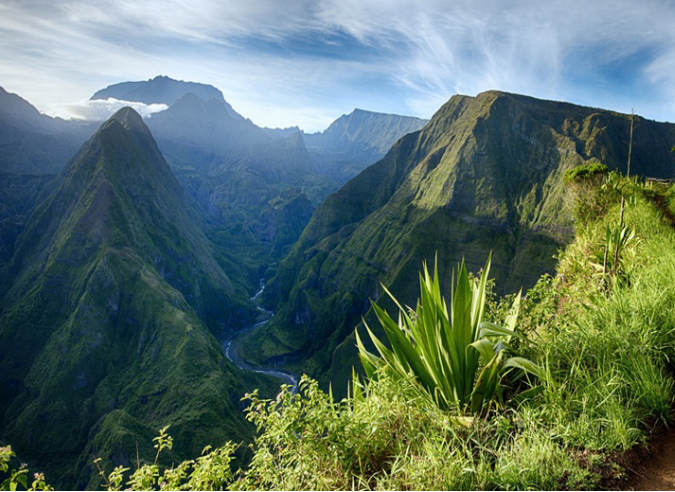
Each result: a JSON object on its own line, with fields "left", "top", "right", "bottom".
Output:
{"left": 246, "top": 90, "right": 675, "bottom": 393}
{"left": 0, "top": 108, "right": 267, "bottom": 489}
{"left": 303, "top": 109, "right": 428, "bottom": 183}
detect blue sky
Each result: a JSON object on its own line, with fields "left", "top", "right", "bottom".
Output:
{"left": 1, "top": 0, "right": 675, "bottom": 132}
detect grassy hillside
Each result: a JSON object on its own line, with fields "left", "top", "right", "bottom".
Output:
{"left": 245, "top": 91, "right": 675, "bottom": 394}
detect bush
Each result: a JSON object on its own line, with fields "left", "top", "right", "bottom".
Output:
{"left": 563, "top": 163, "right": 609, "bottom": 185}
{"left": 356, "top": 256, "right": 542, "bottom": 414}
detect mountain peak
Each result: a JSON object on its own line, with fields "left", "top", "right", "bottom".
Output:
{"left": 109, "top": 106, "right": 151, "bottom": 135}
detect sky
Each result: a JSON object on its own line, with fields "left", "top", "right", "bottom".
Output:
{"left": 1, "top": 0, "right": 675, "bottom": 132}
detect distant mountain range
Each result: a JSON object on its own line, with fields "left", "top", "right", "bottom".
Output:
{"left": 91, "top": 75, "right": 244, "bottom": 119}
{"left": 0, "top": 77, "right": 425, "bottom": 287}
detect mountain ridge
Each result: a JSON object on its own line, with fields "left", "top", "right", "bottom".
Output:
{"left": 244, "top": 90, "right": 675, "bottom": 393}
{"left": 91, "top": 75, "right": 244, "bottom": 120}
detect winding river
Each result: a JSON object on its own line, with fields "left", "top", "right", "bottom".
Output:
{"left": 223, "top": 281, "right": 299, "bottom": 393}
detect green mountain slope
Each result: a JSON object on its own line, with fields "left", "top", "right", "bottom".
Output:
{"left": 0, "top": 108, "right": 272, "bottom": 488}
{"left": 245, "top": 90, "right": 675, "bottom": 392}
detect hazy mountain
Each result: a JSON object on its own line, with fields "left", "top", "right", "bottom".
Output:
{"left": 263, "top": 126, "right": 303, "bottom": 139}
{"left": 244, "top": 90, "right": 675, "bottom": 392}
{"left": 91, "top": 75, "right": 244, "bottom": 119}
{"left": 139, "top": 92, "right": 333, "bottom": 272}
{"left": 0, "top": 108, "right": 271, "bottom": 488}
{"left": 0, "top": 87, "right": 97, "bottom": 272}
{"left": 0, "top": 86, "right": 96, "bottom": 174}
{"left": 303, "top": 109, "right": 428, "bottom": 183}
{"left": 145, "top": 92, "right": 270, "bottom": 176}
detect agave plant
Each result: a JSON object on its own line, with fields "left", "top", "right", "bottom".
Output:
{"left": 355, "top": 256, "right": 542, "bottom": 414}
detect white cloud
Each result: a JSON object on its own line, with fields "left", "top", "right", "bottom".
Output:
{"left": 53, "top": 98, "right": 168, "bottom": 121}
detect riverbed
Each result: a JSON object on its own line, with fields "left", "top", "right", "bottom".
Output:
{"left": 223, "top": 281, "right": 299, "bottom": 393}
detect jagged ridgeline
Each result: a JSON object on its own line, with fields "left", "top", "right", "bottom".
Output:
{"left": 252, "top": 90, "right": 675, "bottom": 391}
{"left": 0, "top": 108, "right": 273, "bottom": 489}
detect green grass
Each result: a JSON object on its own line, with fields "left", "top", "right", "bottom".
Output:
{"left": 234, "top": 178, "right": 675, "bottom": 489}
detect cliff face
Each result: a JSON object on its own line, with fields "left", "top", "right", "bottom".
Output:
{"left": 303, "top": 108, "right": 428, "bottom": 183}
{"left": 246, "top": 91, "right": 675, "bottom": 391}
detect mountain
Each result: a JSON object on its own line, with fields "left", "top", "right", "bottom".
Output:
{"left": 264, "top": 126, "right": 303, "bottom": 139}
{"left": 0, "top": 87, "right": 97, "bottom": 274}
{"left": 0, "top": 86, "right": 96, "bottom": 174}
{"left": 141, "top": 92, "right": 333, "bottom": 274}
{"left": 303, "top": 109, "right": 428, "bottom": 183}
{"left": 87, "top": 88, "right": 324, "bottom": 290}
{"left": 91, "top": 75, "right": 243, "bottom": 119}
{"left": 243, "top": 90, "right": 675, "bottom": 392}
{"left": 0, "top": 108, "right": 273, "bottom": 488}
{"left": 145, "top": 92, "right": 270, "bottom": 176}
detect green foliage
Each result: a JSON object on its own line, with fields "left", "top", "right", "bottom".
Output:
{"left": 357, "top": 257, "right": 542, "bottom": 413}
{"left": 95, "top": 426, "right": 236, "bottom": 491}
{"left": 563, "top": 162, "right": 609, "bottom": 185}
{"left": 232, "top": 375, "right": 597, "bottom": 490}
{"left": 596, "top": 222, "right": 637, "bottom": 282}
{"left": 0, "top": 446, "right": 52, "bottom": 491}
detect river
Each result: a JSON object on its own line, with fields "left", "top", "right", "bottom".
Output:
{"left": 223, "top": 281, "right": 299, "bottom": 393}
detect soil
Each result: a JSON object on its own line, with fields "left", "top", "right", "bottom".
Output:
{"left": 622, "top": 426, "right": 675, "bottom": 490}
{"left": 648, "top": 193, "right": 675, "bottom": 228}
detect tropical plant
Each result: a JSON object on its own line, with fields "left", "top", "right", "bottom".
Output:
{"left": 356, "top": 256, "right": 542, "bottom": 414}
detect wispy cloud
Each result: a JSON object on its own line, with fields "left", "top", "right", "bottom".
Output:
{"left": 1, "top": 0, "right": 675, "bottom": 130}
{"left": 55, "top": 98, "right": 168, "bottom": 121}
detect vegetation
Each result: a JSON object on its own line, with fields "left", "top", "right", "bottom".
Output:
{"left": 562, "top": 162, "right": 609, "bottom": 185}
{"left": 4, "top": 92, "right": 675, "bottom": 490}
{"left": 7, "top": 171, "right": 675, "bottom": 491}
{"left": 356, "top": 257, "right": 542, "bottom": 413}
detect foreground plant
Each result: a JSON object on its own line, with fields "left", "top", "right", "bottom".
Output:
{"left": 356, "top": 256, "right": 542, "bottom": 414}
{"left": 95, "top": 425, "right": 236, "bottom": 491}
{"left": 0, "top": 446, "right": 52, "bottom": 491}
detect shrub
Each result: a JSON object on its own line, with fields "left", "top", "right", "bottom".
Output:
{"left": 356, "top": 256, "right": 542, "bottom": 414}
